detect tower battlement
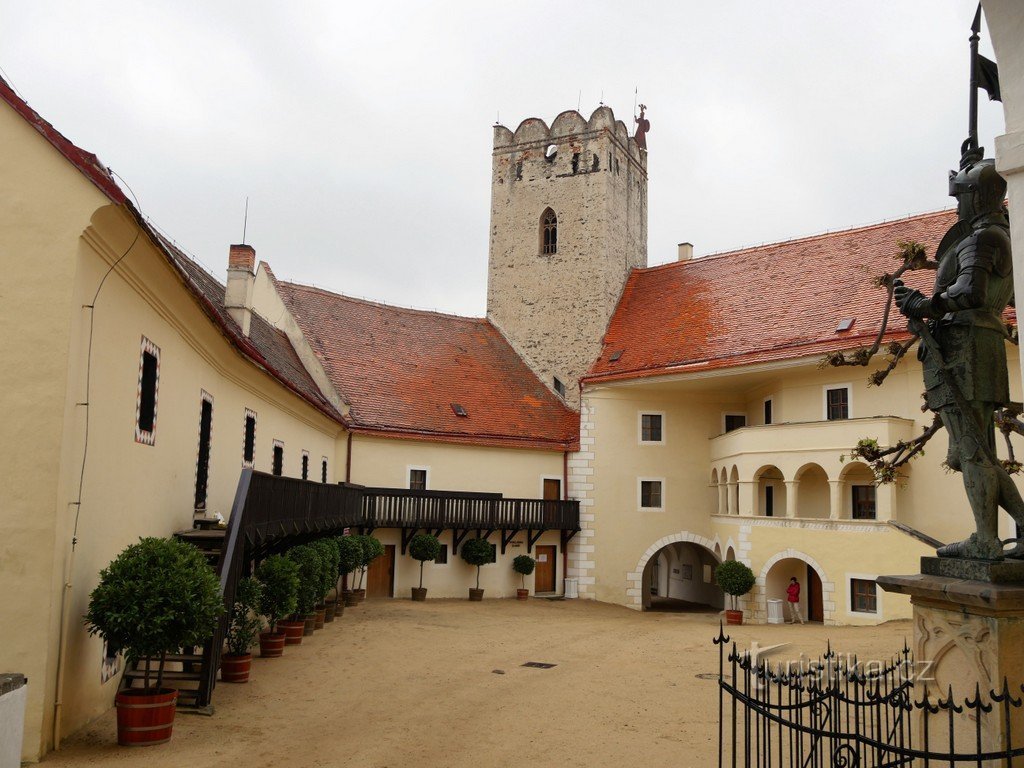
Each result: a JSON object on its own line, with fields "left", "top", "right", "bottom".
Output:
{"left": 486, "top": 104, "right": 649, "bottom": 410}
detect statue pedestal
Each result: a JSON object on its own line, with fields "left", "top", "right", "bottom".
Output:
{"left": 878, "top": 563, "right": 1024, "bottom": 756}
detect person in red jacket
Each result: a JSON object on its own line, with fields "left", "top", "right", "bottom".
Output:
{"left": 786, "top": 577, "right": 804, "bottom": 624}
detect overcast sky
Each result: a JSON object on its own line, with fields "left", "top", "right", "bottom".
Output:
{"left": 2, "top": 1, "right": 1006, "bottom": 316}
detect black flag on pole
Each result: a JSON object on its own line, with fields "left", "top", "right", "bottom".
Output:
{"left": 976, "top": 54, "right": 1001, "bottom": 102}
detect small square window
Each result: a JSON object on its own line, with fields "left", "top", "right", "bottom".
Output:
{"left": 851, "top": 578, "right": 877, "bottom": 613}
{"left": 434, "top": 544, "right": 448, "bottom": 565}
{"left": 242, "top": 410, "right": 257, "bottom": 467}
{"left": 409, "top": 468, "right": 427, "bottom": 491}
{"left": 135, "top": 337, "right": 161, "bottom": 445}
{"left": 640, "top": 480, "right": 663, "bottom": 509}
{"left": 272, "top": 440, "right": 284, "bottom": 476}
{"left": 640, "top": 413, "right": 663, "bottom": 442}
{"left": 724, "top": 413, "right": 746, "bottom": 433}
{"left": 826, "top": 387, "right": 850, "bottom": 420}
{"left": 851, "top": 485, "right": 876, "bottom": 520}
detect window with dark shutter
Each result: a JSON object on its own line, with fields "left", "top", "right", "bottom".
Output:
{"left": 194, "top": 393, "right": 213, "bottom": 510}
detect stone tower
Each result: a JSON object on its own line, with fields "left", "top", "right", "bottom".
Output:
{"left": 486, "top": 106, "right": 648, "bottom": 409}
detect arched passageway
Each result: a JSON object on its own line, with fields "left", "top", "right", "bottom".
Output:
{"left": 764, "top": 557, "right": 824, "bottom": 623}
{"left": 642, "top": 541, "right": 723, "bottom": 612}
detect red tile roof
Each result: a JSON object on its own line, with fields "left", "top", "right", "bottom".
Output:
{"left": 277, "top": 283, "right": 580, "bottom": 450}
{"left": 588, "top": 209, "right": 1003, "bottom": 383}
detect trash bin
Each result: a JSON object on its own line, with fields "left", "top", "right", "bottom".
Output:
{"left": 0, "top": 674, "right": 27, "bottom": 768}
{"left": 564, "top": 578, "right": 579, "bottom": 599}
{"left": 767, "top": 599, "right": 784, "bottom": 625}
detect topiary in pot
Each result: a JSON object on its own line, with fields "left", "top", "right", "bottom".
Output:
{"left": 286, "top": 545, "right": 325, "bottom": 635}
{"left": 84, "top": 537, "right": 222, "bottom": 746}
{"left": 460, "top": 537, "right": 494, "bottom": 601}
{"left": 255, "top": 554, "right": 299, "bottom": 654}
{"left": 408, "top": 533, "right": 441, "bottom": 601}
{"left": 512, "top": 554, "right": 536, "bottom": 600}
{"left": 223, "top": 577, "right": 262, "bottom": 682}
{"left": 336, "top": 535, "right": 363, "bottom": 607}
{"left": 715, "top": 560, "right": 756, "bottom": 625}
{"left": 310, "top": 538, "right": 340, "bottom": 625}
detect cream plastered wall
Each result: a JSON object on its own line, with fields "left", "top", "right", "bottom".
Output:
{"left": 8, "top": 187, "right": 344, "bottom": 760}
{"left": 346, "top": 435, "right": 568, "bottom": 597}
{"left": 0, "top": 101, "right": 112, "bottom": 763}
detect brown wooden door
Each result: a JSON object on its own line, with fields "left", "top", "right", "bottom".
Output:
{"left": 535, "top": 545, "right": 556, "bottom": 593}
{"left": 807, "top": 565, "right": 823, "bottom": 622}
{"left": 367, "top": 545, "right": 395, "bottom": 598}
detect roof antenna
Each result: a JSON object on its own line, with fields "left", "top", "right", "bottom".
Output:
{"left": 242, "top": 196, "right": 249, "bottom": 244}
{"left": 599, "top": 89, "right": 604, "bottom": 107}
{"left": 577, "top": 90, "right": 582, "bottom": 112}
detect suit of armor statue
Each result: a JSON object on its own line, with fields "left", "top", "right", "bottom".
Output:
{"left": 895, "top": 150, "right": 1024, "bottom": 560}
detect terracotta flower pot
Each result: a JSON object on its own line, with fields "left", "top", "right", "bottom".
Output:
{"left": 314, "top": 606, "right": 326, "bottom": 630}
{"left": 221, "top": 653, "right": 252, "bottom": 683}
{"left": 411, "top": 587, "right": 427, "bottom": 602}
{"left": 516, "top": 589, "right": 529, "bottom": 600}
{"left": 354, "top": 589, "right": 366, "bottom": 603}
{"left": 115, "top": 688, "right": 177, "bottom": 746}
{"left": 303, "top": 614, "right": 316, "bottom": 636}
{"left": 343, "top": 590, "right": 357, "bottom": 607}
{"left": 259, "top": 631, "right": 285, "bottom": 658}
{"left": 469, "top": 588, "right": 484, "bottom": 601}
{"left": 725, "top": 609, "right": 744, "bottom": 626}
{"left": 277, "top": 619, "right": 305, "bottom": 645}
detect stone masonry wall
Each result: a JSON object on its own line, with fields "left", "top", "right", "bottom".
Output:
{"left": 566, "top": 396, "right": 597, "bottom": 596}
{"left": 486, "top": 107, "right": 647, "bottom": 409}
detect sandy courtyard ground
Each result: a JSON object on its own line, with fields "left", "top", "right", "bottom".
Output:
{"left": 45, "top": 599, "right": 912, "bottom": 768}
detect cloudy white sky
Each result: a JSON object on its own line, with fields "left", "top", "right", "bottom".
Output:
{"left": 2, "top": 2, "right": 1006, "bottom": 316}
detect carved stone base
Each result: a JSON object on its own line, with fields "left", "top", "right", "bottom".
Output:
{"left": 878, "top": 573, "right": 1024, "bottom": 755}
{"left": 921, "top": 556, "right": 1024, "bottom": 583}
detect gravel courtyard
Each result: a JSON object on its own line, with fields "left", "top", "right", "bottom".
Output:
{"left": 45, "top": 599, "right": 912, "bottom": 767}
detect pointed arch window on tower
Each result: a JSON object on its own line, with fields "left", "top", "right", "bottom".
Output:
{"left": 540, "top": 208, "right": 557, "bottom": 255}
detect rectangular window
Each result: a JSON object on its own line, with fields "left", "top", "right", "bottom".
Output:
{"left": 553, "top": 377, "right": 566, "bottom": 398}
{"left": 135, "top": 337, "right": 160, "bottom": 444}
{"left": 434, "top": 544, "right": 448, "bottom": 565}
{"left": 321, "top": 457, "right": 328, "bottom": 484}
{"left": 409, "top": 468, "right": 427, "bottom": 491}
{"left": 724, "top": 413, "right": 747, "bottom": 433}
{"left": 301, "top": 451, "right": 309, "bottom": 481}
{"left": 640, "top": 480, "right": 663, "bottom": 509}
{"left": 851, "top": 578, "right": 878, "bottom": 613}
{"left": 764, "top": 485, "right": 774, "bottom": 517}
{"left": 242, "top": 409, "right": 257, "bottom": 467}
{"left": 640, "top": 413, "right": 663, "bottom": 442}
{"left": 851, "top": 485, "right": 877, "bottom": 520}
{"left": 764, "top": 398, "right": 773, "bottom": 425}
{"left": 826, "top": 387, "right": 850, "bottom": 420}
{"left": 272, "top": 440, "right": 284, "bottom": 476}
{"left": 194, "top": 392, "right": 214, "bottom": 511}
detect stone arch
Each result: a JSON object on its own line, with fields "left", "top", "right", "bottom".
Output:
{"left": 840, "top": 460, "right": 876, "bottom": 519}
{"left": 753, "top": 464, "right": 786, "bottom": 517}
{"left": 755, "top": 549, "right": 834, "bottom": 624}
{"left": 794, "top": 462, "right": 829, "bottom": 518}
{"left": 627, "top": 531, "right": 720, "bottom": 610}
{"left": 728, "top": 465, "right": 739, "bottom": 515}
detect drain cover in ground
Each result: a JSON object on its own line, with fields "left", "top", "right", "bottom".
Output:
{"left": 695, "top": 672, "right": 719, "bottom": 680}
{"left": 522, "top": 661, "right": 557, "bottom": 669}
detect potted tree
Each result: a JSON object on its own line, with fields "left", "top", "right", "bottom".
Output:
{"left": 460, "top": 537, "right": 494, "bottom": 601}
{"left": 255, "top": 554, "right": 299, "bottom": 655}
{"left": 84, "top": 537, "right": 221, "bottom": 746}
{"left": 310, "top": 538, "right": 340, "bottom": 626}
{"left": 222, "top": 577, "right": 262, "bottom": 682}
{"left": 337, "top": 535, "right": 363, "bottom": 607}
{"left": 512, "top": 554, "right": 535, "bottom": 600}
{"left": 354, "top": 535, "right": 384, "bottom": 602}
{"left": 286, "top": 545, "right": 325, "bottom": 636}
{"left": 715, "top": 560, "right": 756, "bottom": 625}
{"left": 408, "top": 533, "right": 441, "bottom": 601}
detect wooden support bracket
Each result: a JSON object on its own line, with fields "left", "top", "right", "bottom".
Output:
{"left": 561, "top": 528, "right": 580, "bottom": 549}
{"left": 452, "top": 528, "right": 470, "bottom": 557}
{"left": 501, "top": 528, "right": 520, "bottom": 555}
{"left": 400, "top": 527, "right": 420, "bottom": 556}
{"left": 527, "top": 528, "right": 546, "bottom": 552}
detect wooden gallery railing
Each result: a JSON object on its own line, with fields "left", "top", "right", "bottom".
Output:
{"left": 193, "top": 473, "right": 580, "bottom": 707}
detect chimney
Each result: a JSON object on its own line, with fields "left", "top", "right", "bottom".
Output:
{"left": 225, "top": 244, "right": 256, "bottom": 336}
{"left": 677, "top": 242, "right": 693, "bottom": 262}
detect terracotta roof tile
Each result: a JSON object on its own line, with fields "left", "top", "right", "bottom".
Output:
{"left": 589, "top": 210, "right": 1015, "bottom": 382}
{"left": 277, "top": 283, "right": 579, "bottom": 450}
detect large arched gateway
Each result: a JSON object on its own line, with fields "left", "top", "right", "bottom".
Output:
{"left": 632, "top": 533, "right": 723, "bottom": 612}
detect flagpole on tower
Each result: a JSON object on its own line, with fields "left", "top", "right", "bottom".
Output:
{"left": 968, "top": 3, "right": 981, "bottom": 153}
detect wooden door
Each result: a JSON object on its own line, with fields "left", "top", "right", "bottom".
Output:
{"left": 367, "top": 545, "right": 395, "bottom": 598}
{"left": 807, "top": 565, "right": 823, "bottom": 622}
{"left": 535, "top": 545, "right": 556, "bottom": 593}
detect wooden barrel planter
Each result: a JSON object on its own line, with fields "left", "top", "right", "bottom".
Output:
{"left": 334, "top": 601, "right": 345, "bottom": 618}
{"left": 353, "top": 589, "right": 366, "bottom": 603}
{"left": 259, "top": 631, "right": 285, "bottom": 657}
{"left": 302, "top": 614, "right": 316, "bottom": 636}
{"left": 343, "top": 590, "right": 357, "bottom": 607}
{"left": 468, "top": 588, "right": 484, "bottom": 601}
{"left": 516, "top": 589, "right": 529, "bottom": 600}
{"left": 115, "top": 688, "right": 178, "bottom": 746}
{"left": 314, "top": 607, "right": 326, "bottom": 630}
{"left": 324, "top": 602, "right": 336, "bottom": 623}
{"left": 221, "top": 653, "right": 252, "bottom": 683}
{"left": 411, "top": 587, "right": 427, "bottom": 602}
{"left": 277, "top": 619, "right": 305, "bottom": 645}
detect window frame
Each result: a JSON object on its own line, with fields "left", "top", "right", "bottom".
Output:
{"left": 434, "top": 544, "right": 449, "bottom": 565}
{"left": 763, "top": 397, "right": 774, "bottom": 425}
{"left": 847, "top": 574, "right": 880, "bottom": 616}
{"left": 134, "top": 336, "right": 161, "bottom": 445}
{"left": 638, "top": 478, "right": 665, "bottom": 511}
{"left": 272, "top": 439, "right": 284, "bottom": 477}
{"left": 540, "top": 207, "right": 558, "bottom": 255}
{"left": 242, "top": 408, "right": 257, "bottom": 468}
{"left": 823, "top": 384, "right": 852, "bottom": 421}
{"left": 193, "top": 390, "right": 214, "bottom": 511}
{"left": 851, "top": 484, "right": 877, "bottom": 520}
{"left": 723, "top": 412, "right": 747, "bottom": 433}
{"left": 301, "top": 450, "right": 310, "bottom": 481}
{"left": 321, "top": 456, "right": 329, "bottom": 484}
{"left": 408, "top": 465, "right": 429, "bottom": 491}
{"left": 638, "top": 411, "right": 665, "bottom": 445}
{"left": 541, "top": 476, "right": 562, "bottom": 501}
